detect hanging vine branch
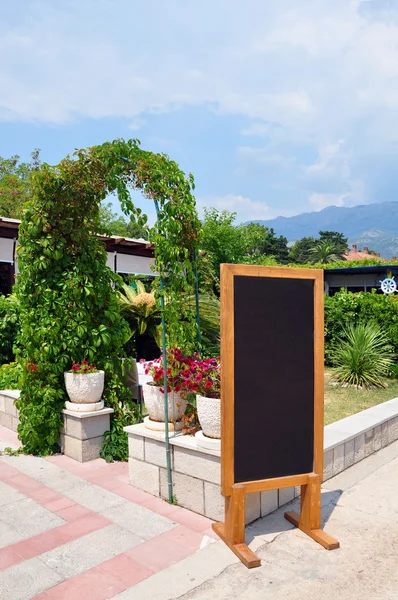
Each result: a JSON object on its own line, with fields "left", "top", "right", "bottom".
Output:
{"left": 15, "top": 139, "right": 201, "bottom": 456}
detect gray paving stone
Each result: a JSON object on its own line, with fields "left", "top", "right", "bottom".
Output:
{"left": 173, "top": 445, "right": 220, "bottom": 485}
{"left": 0, "top": 521, "right": 26, "bottom": 548}
{"left": 160, "top": 469, "right": 204, "bottom": 515}
{"left": 40, "top": 524, "right": 142, "bottom": 579}
{"left": 323, "top": 449, "right": 333, "bottom": 480}
{"left": 0, "top": 557, "right": 63, "bottom": 600}
{"left": 203, "top": 481, "right": 224, "bottom": 521}
{"left": 354, "top": 433, "right": 365, "bottom": 463}
{"left": 344, "top": 439, "right": 355, "bottom": 469}
{"left": 128, "top": 433, "right": 144, "bottom": 461}
{"left": 365, "top": 428, "right": 375, "bottom": 457}
{"left": 0, "top": 481, "right": 26, "bottom": 507}
{"left": 333, "top": 444, "right": 345, "bottom": 475}
{"left": 278, "top": 487, "right": 295, "bottom": 507}
{"left": 62, "top": 481, "right": 127, "bottom": 512}
{"left": 381, "top": 421, "right": 389, "bottom": 447}
{"left": 0, "top": 498, "right": 64, "bottom": 548}
{"left": 101, "top": 500, "right": 176, "bottom": 540}
{"left": 260, "top": 489, "right": 278, "bottom": 517}
{"left": 374, "top": 425, "right": 382, "bottom": 452}
{"left": 245, "top": 492, "right": 260, "bottom": 524}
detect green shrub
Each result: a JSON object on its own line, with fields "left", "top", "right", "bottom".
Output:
{"left": 331, "top": 322, "right": 395, "bottom": 388}
{"left": 325, "top": 290, "right": 398, "bottom": 365}
{"left": 0, "top": 295, "right": 19, "bottom": 364}
{"left": 0, "top": 362, "right": 22, "bottom": 390}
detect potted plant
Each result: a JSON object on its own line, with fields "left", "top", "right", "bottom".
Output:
{"left": 142, "top": 348, "right": 190, "bottom": 429}
{"left": 179, "top": 356, "right": 221, "bottom": 443}
{"left": 64, "top": 361, "right": 105, "bottom": 411}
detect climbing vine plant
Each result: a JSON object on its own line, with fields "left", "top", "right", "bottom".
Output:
{"left": 15, "top": 139, "right": 201, "bottom": 456}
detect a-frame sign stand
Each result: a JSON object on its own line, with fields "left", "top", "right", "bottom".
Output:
{"left": 212, "top": 265, "right": 339, "bottom": 568}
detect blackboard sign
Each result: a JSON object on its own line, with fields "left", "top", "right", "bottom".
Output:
{"left": 234, "top": 275, "right": 315, "bottom": 483}
{"left": 214, "top": 265, "right": 338, "bottom": 568}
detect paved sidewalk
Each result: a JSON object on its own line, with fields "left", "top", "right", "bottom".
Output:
{"left": 0, "top": 426, "right": 217, "bottom": 600}
{"left": 2, "top": 425, "right": 398, "bottom": 600}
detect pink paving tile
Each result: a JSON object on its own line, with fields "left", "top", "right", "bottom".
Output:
{"left": 6, "top": 472, "right": 43, "bottom": 494}
{"left": 29, "top": 487, "right": 64, "bottom": 504}
{"left": 97, "top": 553, "right": 154, "bottom": 587}
{"left": 88, "top": 473, "right": 127, "bottom": 491}
{"left": 160, "top": 525, "right": 205, "bottom": 552}
{"left": 59, "top": 513, "right": 110, "bottom": 540}
{"left": 126, "top": 534, "right": 195, "bottom": 572}
{"left": 33, "top": 566, "right": 125, "bottom": 600}
{"left": 43, "top": 497, "right": 76, "bottom": 513}
{"left": 110, "top": 484, "right": 153, "bottom": 504}
{"left": 55, "top": 504, "right": 92, "bottom": 522}
{"left": 6, "top": 513, "right": 110, "bottom": 564}
{"left": 0, "top": 547, "right": 24, "bottom": 571}
{"left": 171, "top": 507, "right": 214, "bottom": 532}
{"left": 140, "top": 496, "right": 181, "bottom": 518}
{"left": 11, "top": 528, "right": 71, "bottom": 560}
{"left": 0, "top": 460, "right": 20, "bottom": 480}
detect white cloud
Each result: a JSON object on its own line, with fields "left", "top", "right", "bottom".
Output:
{"left": 128, "top": 118, "right": 146, "bottom": 131}
{"left": 196, "top": 194, "right": 277, "bottom": 223}
{"left": 308, "top": 193, "right": 346, "bottom": 211}
{"left": 1, "top": 0, "right": 397, "bottom": 149}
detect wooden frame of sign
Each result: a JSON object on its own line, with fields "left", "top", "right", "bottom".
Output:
{"left": 212, "top": 264, "right": 339, "bottom": 568}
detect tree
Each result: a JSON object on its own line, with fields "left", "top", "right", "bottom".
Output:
{"left": 0, "top": 150, "right": 40, "bottom": 218}
{"left": 200, "top": 208, "right": 244, "bottom": 273}
{"left": 98, "top": 202, "right": 148, "bottom": 239}
{"left": 310, "top": 240, "right": 345, "bottom": 264}
{"left": 241, "top": 223, "right": 289, "bottom": 263}
{"left": 319, "top": 231, "right": 349, "bottom": 256}
{"left": 288, "top": 236, "right": 317, "bottom": 264}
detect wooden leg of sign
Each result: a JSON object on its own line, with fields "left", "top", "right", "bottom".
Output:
{"left": 284, "top": 473, "right": 339, "bottom": 550}
{"left": 212, "top": 484, "right": 261, "bottom": 568}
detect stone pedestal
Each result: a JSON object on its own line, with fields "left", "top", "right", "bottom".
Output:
{"left": 61, "top": 407, "right": 113, "bottom": 462}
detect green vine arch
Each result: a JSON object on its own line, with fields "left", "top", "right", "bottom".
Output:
{"left": 15, "top": 139, "right": 201, "bottom": 456}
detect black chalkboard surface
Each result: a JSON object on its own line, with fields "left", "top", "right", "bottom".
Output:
{"left": 233, "top": 275, "right": 314, "bottom": 483}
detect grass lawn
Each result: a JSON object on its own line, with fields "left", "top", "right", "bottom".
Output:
{"left": 324, "top": 370, "right": 398, "bottom": 425}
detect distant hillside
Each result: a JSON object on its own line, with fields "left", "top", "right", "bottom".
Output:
{"left": 249, "top": 202, "right": 398, "bottom": 258}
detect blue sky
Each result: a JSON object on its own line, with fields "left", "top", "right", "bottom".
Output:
{"left": 1, "top": 0, "right": 398, "bottom": 224}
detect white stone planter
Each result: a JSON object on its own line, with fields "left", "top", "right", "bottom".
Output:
{"left": 143, "top": 383, "right": 186, "bottom": 423}
{"left": 197, "top": 394, "right": 221, "bottom": 439}
{"left": 64, "top": 371, "right": 105, "bottom": 407}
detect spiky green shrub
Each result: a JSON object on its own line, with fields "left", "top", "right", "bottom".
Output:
{"left": 331, "top": 322, "right": 395, "bottom": 388}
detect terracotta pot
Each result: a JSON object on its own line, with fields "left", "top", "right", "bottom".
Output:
{"left": 197, "top": 394, "right": 221, "bottom": 439}
{"left": 143, "top": 383, "right": 186, "bottom": 422}
{"left": 64, "top": 371, "right": 104, "bottom": 404}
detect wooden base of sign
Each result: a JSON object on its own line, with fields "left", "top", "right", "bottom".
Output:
{"left": 212, "top": 484, "right": 261, "bottom": 568}
{"left": 213, "top": 475, "right": 339, "bottom": 568}
{"left": 284, "top": 473, "right": 340, "bottom": 551}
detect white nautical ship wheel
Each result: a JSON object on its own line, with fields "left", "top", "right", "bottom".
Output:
{"left": 380, "top": 277, "right": 397, "bottom": 295}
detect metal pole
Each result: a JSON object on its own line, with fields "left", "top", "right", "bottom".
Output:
{"left": 193, "top": 248, "right": 201, "bottom": 353}
{"left": 154, "top": 200, "right": 173, "bottom": 503}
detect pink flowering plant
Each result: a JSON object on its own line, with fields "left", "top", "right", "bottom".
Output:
{"left": 178, "top": 356, "right": 220, "bottom": 399}
{"left": 69, "top": 360, "right": 99, "bottom": 374}
{"left": 143, "top": 348, "right": 220, "bottom": 399}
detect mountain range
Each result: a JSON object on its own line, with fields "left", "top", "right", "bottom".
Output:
{"left": 250, "top": 202, "right": 398, "bottom": 259}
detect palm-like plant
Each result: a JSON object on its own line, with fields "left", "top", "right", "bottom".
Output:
{"left": 331, "top": 322, "right": 395, "bottom": 388}
{"left": 310, "top": 240, "right": 344, "bottom": 264}
{"left": 117, "top": 282, "right": 162, "bottom": 347}
{"left": 117, "top": 282, "right": 221, "bottom": 356}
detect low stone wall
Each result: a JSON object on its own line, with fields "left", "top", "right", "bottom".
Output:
{"left": 125, "top": 396, "right": 398, "bottom": 524}
{"left": 0, "top": 390, "right": 20, "bottom": 432}
{"left": 0, "top": 389, "right": 113, "bottom": 462}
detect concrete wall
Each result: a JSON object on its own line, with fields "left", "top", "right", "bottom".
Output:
{"left": 0, "top": 390, "right": 20, "bottom": 432}
{"left": 126, "top": 396, "right": 398, "bottom": 524}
